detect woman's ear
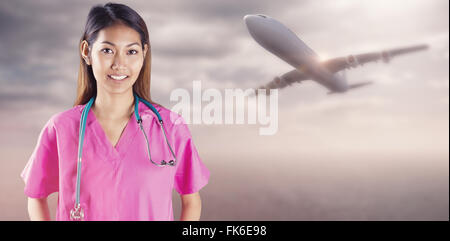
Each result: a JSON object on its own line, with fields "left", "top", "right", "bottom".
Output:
{"left": 143, "top": 43, "right": 149, "bottom": 58}
{"left": 80, "top": 40, "right": 91, "bottom": 65}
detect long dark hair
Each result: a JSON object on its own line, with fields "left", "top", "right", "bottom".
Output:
{"left": 74, "top": 2, "right": 155, "bottom": 106}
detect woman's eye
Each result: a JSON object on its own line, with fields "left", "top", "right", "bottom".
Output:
{"left": 101, "top": 48, "right": 137, "bottom": 55}
{"left": 101, "top": 48, "right": 113, "bottom": 54}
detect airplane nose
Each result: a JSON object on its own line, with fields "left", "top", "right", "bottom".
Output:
{"left": 243, "top": 14, "right": 256, "bottom": 25}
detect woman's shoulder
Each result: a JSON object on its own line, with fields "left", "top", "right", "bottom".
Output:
{"left": 151, "top": 104, "right": 192, "bottom": 138}
{"left": 47, "top": 105, "right": 84, "bottom": 127}
{"left": 147, "top": 102, "right": 186, "bottom": 127}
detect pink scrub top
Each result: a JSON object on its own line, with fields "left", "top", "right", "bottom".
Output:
{"left": 20, "top": 101, "right": 210, "bottom": 221}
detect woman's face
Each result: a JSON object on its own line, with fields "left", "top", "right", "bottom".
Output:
{"left": 82, "top": 23, "right": 148, "bottom": 95}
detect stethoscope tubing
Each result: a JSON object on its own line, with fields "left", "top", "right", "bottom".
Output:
{"left": 71, "top": 93, "right": 177, "bottom": 220}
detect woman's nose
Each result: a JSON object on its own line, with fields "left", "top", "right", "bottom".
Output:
{"left": 111, "top": 53, "right": 127, "bottom": 70}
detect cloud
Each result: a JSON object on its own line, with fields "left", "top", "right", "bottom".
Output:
{"left": 0, "top": 0, "right": 448, "bottom": 142}
{"left": 151, "top": 20, "right": 238, "bottom": 59}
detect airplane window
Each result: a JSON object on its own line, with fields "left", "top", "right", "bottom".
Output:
{"left": 257, "top": 14, "right": 267, "bottom": 18}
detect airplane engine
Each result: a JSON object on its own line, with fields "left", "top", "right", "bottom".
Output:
{"left": 346, "top": 55, "right": 359, "bottom": 68}
{"left": 272, "top": 76, "right": 290, "bottom": 88}
{"left": 332, "top": 70, "right": 348, "bottom": 92}
{"left": 381, "top": 51, "right": 391, "bottom": 63}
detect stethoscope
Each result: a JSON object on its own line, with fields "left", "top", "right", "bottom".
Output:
{"left": 70, "top": 92, "right": 177, "bottom": 221}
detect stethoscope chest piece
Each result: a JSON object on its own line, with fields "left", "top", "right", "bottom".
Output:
{"left": 70, "top": 203, "right": 84, "bottom": 221}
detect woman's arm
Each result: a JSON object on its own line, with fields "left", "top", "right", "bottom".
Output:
{"left": 27, "top": 197, "right": 51, "bottom": 221}
{"left": 180, "top": 192, "right": 202, "bottom": 221}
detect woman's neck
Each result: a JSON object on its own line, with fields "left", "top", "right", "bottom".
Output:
{"left": 92, "top": 90, "right": 135, "bottom": 121}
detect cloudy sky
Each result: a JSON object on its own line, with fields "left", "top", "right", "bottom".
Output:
{"left": 0, "top": 0, "right": 448, "bottom": 220}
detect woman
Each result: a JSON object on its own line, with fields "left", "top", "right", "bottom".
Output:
{"left": 21, "top": 2, "right": 210, "bottom": 221}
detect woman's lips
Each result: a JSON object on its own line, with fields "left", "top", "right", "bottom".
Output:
{"left": 107, "top": 75, "right": 129, "bottom": 81}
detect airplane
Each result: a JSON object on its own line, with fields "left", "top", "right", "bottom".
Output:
{"left": 243, "top": 14, "right": 429, "bottom": 95}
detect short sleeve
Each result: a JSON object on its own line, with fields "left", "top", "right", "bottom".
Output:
{"left": 173, "top": 116, "right": 210, "bottom": 195}
{"left": 20, "top": 117, "right": 59, "bottom": 198}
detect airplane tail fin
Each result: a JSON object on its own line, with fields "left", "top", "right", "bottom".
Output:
{"left": 348, "top": 81, "right": 373, "bottom": 90}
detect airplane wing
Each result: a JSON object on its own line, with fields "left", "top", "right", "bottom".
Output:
{"left": 321, "top": 44, "right": 428, "bottom": 73}
{"left": 258, "top": 68, "right": 309, "bottom": 91}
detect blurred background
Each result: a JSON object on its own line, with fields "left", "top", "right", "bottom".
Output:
{"left": 0, "top": 0, "right": 448, "bottom": 220}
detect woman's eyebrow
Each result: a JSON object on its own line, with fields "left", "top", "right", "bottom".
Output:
{"left": 101, "top": 41, "right": 140, "bottom": 47}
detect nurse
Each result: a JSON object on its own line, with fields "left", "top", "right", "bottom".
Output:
{"left": 20, "top": 3, "right": 210, "bottom": 221}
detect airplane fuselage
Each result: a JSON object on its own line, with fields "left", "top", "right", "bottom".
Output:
{"left": 244, "top": 14, "right": 349, "bottom": 93}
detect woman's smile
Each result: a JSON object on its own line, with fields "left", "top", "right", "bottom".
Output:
{"left": 107, "top": 74, "right": 129, "bottom": 82}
